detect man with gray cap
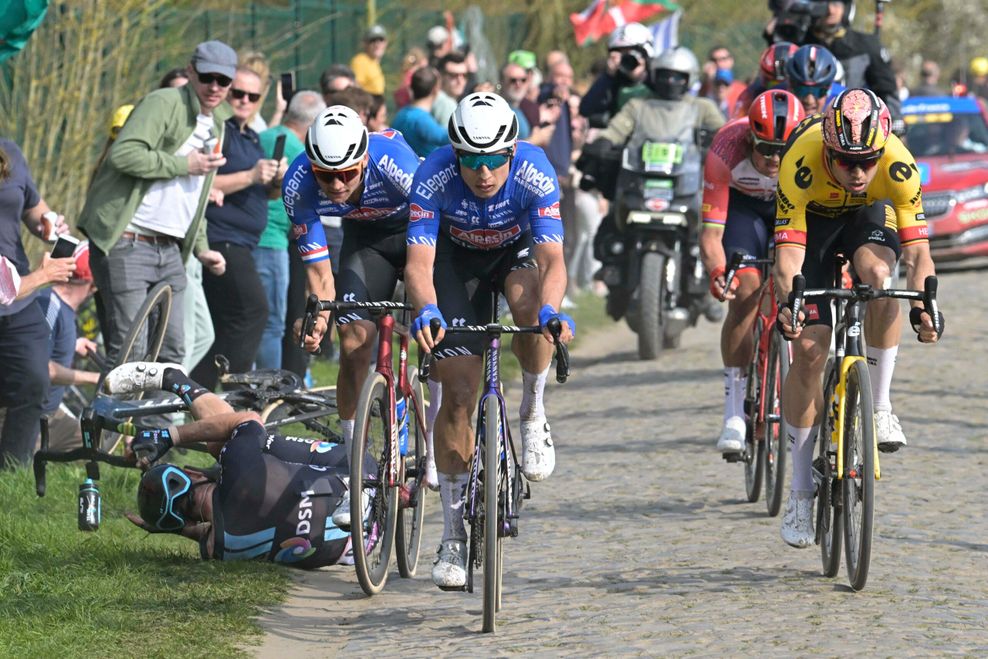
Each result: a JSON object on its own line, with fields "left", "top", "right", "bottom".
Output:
{"left": 80, "top": 40, "right": 235, "bottom": 365}
{"left": 350, "top": 24, "right": 388, "bottom": 97}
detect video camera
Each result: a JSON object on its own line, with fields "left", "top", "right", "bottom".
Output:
{"left": 769, "top": 0, "right": 829, "bottom": 43}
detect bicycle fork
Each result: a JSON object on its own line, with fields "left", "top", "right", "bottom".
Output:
{"left": 833, "top": 356, "right": 881, "bottom": 481}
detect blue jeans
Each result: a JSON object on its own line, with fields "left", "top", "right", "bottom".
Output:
{"left": 252, "top": 246, "right": 289, "bottom": 370}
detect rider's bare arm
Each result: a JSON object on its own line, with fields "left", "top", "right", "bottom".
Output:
{"left": 295, "top": 259, "right": 335, "bottom": 350}
{"left": 773, "top": 246, "right": 806, "bottom": 336}
{"left": 534, "top": 242, "right": 574, "bottom": 343}
{"left": 168, "top": 411, "right": 263, "bottom": 459}
{"left": 900, "top": 241, "right": 940, "bottom": 342}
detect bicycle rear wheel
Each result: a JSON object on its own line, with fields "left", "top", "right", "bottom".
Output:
{"left": 841, "top": 360, "right": 875, "bottom": 591}
{"left": 482, "top": 395, "right": 503, "bottom": 633}
{"left": 351, "top": 372, "right": 398, "bottom": 596}
{"left": 744, "top": 319, "right": 765, "bottom": 503}
{"left": 764, "top": 330, "right": 789, "bottom": 517}
{"left": 816, "top": 361, "right": 842, "bottom": 577}
{"left": 396, "top": 367, "right": 427, "bottom": 578}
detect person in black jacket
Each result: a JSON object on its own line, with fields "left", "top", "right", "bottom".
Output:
{"left": 768, "top": 1, "right": 903, "bottom": 132}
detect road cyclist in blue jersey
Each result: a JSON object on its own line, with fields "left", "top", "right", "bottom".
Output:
{"left": 282, "top": 105, "right": 430, "bottom": 527}
{"left": 404, "top": 92, "right": 576, "bottom": 589}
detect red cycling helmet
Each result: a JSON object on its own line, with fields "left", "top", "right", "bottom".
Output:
{"left": 822, "top": 88, "right": 892, "bottom": 157}
{"left": 748, "top": 89, "right": 805, "bottom": 145}
{"left": 759, "top": 41, "right": 798, "bottom": 87}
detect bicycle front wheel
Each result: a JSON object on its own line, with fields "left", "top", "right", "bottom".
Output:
{"left": 482, "top": 395, "right": 503, "bottom": 633}
{"left": 351, "top": 372, "right": 398, "bottom": 596}
{"left": 764, "top": 330, "right": 789, "bottom": 517}
{"left": 817, "top": 360, "right": 842, "bottom": 577}
{"left": 841, "top": 360, "right": 875, "bottom": 591}
{"left": 396, "top": 367, "right": 427, "bottom": 578}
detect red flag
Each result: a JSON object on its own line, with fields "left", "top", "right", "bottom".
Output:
{"left": 570, "top": 0, "right": 680, "bottom": 46}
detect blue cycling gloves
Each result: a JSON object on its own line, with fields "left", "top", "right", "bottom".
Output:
{"left": 538, "top": 304, "right": 576, "bottom": 337}
{"left": 412, "top": 304, "right": 448, "bottom": 337}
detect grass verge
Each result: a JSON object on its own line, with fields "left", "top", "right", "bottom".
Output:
{"left": 0, "top": 459, "right": 288, "bottom": 656}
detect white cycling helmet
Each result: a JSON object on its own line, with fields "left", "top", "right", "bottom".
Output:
{"left": 448, "top": 92, "right": 519, "bottom": 154}
{"left": 608, "top": 22, "right": 655, "bottom": 58}
{"left": 305, "top": 105, "right": 369, "bottom": 170}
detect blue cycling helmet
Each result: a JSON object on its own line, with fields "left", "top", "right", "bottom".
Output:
{"left": 785, "top": 45, "right": 838, "bottom": 92}
{"left": 137, "top": 464, "right": 192, "bottom": 533}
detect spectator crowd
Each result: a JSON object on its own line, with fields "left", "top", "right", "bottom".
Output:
{"left": 2, "top": 6, "right": 988, "bottom": 471}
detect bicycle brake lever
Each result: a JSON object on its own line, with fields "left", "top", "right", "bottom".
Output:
{"left": 545, "top": 318, "right": 569, "bottom": 383}
{"left": 299, "top": 293, "right": 322, "bottom": 354}
{"left": 789, "top": 274, "right": 806, "bottom": 335}
{"left": 923, "top": 275, "right": 941, "bottom": 336}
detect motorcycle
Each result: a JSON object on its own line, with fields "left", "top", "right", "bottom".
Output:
{"left": 581, "top": 132, "right": 712, "bottom": 360}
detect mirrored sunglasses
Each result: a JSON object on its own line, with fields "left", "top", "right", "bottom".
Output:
{"left": 752, "top": 136, "right": 786, "bottom": 158}
{"left": 792, "top": 84, "right": 828, "bottom": 99}
{"left": 312, "top": 164, "right": 362, "bottom": 184}
{"left": 457, "top": 151, "right": 513, "bottom": 171}
{"left": 828, "top": 149, "right": 884, "bottom": 171}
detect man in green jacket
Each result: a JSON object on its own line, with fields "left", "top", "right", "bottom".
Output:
{"left": 79, "top": 40, "right": 235, "bottom": 364}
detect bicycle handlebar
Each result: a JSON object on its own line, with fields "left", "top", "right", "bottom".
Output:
{"left": 788, "top": 274, "right": 939, "bottom": 334}
{"left": 720, "top": 250, "right": 774, "bottom": 301}
{"left": 299, "top": 294, "right": 413, "bottom": 351}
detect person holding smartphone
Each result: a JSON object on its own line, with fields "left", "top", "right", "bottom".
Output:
{"left": 189, "top": 66, "right": 289, "bottom": 390}
{"left": 0, "top": 140, "right": 75, "bottom": 469}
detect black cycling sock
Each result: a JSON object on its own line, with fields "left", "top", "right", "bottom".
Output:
{"left": 162, "top": 368, "right": 209, "bottom": 406}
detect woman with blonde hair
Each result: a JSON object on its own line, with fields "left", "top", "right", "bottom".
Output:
{"left": 239, "top": 50, "right": 287, "bottom": 131}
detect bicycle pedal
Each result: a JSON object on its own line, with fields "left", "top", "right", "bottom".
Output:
{"left": 721, "top": 451, "right": 743, "bottom": 463}
{"left": 437, "top": 584, "right": 467, "bottom": 592}
{"left": 877, "top": 442, "right": 901, "bottom": 454}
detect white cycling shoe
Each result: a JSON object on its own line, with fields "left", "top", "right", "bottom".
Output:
{"left": 716, "top": 416, "right": 746, "bottom": 453}
{"left": 521, "top": 416, "right": 555, "bottom": 482}
{"left": 331, "top": 479, "right": 368, "bottom": 529}
{"left": 875, "top": 411, "right": 907, "bottom": 452}
{"left": 432, "top": 540, "right": 468, "bottom": 590}
{"left": 104, "top": 361, "right": 184, "bottom": 395}
{"left": 780, "top": 492, "right": 815, "bottom": 548}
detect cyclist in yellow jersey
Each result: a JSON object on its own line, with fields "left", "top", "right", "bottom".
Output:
{"left": 772, "top": 88, "right": 943, "bottom": 548}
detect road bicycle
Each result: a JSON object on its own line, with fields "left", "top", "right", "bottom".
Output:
{"left": 300, "top": 295, "right": 428, "bottom": 596}
{"left": 788, "top": 267, "right": 940, "bottom": 591}
{"left": 421, "top": 315, "right": 570, "bottom": 633}
{"left": 720, "top": 250, "right": 791, "bottom": 516}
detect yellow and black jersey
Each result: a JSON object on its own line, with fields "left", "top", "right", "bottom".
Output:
{"left": 774, "top": 116, "right": 929, "bottom": 250}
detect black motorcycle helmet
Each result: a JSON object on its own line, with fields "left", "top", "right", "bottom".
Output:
{"left": 648, "top": 47, "right": 699, "bottom": 101}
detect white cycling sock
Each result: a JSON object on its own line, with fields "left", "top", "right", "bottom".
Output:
{"left": 340, "top": 419, "right": 354, "bottom": 446}
{"left": 867, "top": 345, "right": 897, "bottom": 413}
{"left": 788, "top": 425, "right": 818, "bottom": 495}
{"left": 519, "top": 367, "right": 549, "bottom": 421}
{"left": 439, "top": 472, "right": 468, "bottom": 543}
{"left": 723, "top": 367, "right": 745, "bottom": 421}
{"left": 426, "top": 378, "right": 442, "bottom": 457}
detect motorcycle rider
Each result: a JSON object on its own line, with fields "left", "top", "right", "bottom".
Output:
{"left": 583, "top": 46, "right": 725, "bottom": 322}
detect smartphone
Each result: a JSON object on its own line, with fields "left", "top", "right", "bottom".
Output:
{"left": 272, "top": 133, "right": 287, "bottom": 162}
{"left": 51, "top": 234, "right": 80, "bottom": 259}
{"left": 280, "top": 72, "right": 295, "bottom": 104}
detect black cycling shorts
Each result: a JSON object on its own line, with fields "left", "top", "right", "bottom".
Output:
{"left": 335, "top": 218, "right": 407, "bottom": 326}
{"left": 800, "top": 200, "right": 901, "bottom": 328}
{"left": 432, "top": 231, "right": 536, "bottom": 360}
{"left": 722, "top": 188, "right": 775, "bottom": 265}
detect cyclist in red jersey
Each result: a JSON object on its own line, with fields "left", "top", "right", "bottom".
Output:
{"left": 700, "top": 90, "right": 805, "bottom": 453}
{"left": 731, "top": 42, "right": 798, "bottom": 119}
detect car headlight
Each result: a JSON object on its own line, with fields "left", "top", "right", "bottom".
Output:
{"left": 954, "top": 182, "right": 988, "bottom": 205}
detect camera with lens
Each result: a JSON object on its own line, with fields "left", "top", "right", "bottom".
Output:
{"left": 769, "top": 0, "right": 829, "bottom": 43}
{"left": 618, "top": 50, "right": 646, "bottom": 78}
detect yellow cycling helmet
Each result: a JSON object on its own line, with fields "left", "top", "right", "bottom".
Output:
{"left": 108, "top": 104, "right": 135, "bottom": 139}
{"left": 970, "top": 57, "right": 988, "bottom": 78}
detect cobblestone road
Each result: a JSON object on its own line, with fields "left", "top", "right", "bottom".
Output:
{"left": 255, "top": 269, "right": 987, "bottom": 656}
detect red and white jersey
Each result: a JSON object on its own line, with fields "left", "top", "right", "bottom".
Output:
{"left": 702, "top": 118, "right": 778, "bottom": 228}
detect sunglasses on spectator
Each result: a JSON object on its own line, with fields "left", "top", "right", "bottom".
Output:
{"left": 457, "top": 150, "right": 513, "bottom": 171}
{"left": 506, "top": 77, "right": 528, "bottom": 85}
{"left": 792, "top": 84, "right": 829, "bottom": 99}
{"left": 196, "top": 71, "right": 233, "bottom": 88}
{"left": 312, "top": 163, "right": 363, "bottom": 184}
{"left": 827, "top": 149, "right": 884, "bottom": 171}
{"left": 752, "top": 136, "right": 786, "bottom": 158}
{"left": 445, "top": 71, "right": 468, "bottom": 80}
{"left": 230, "top": 88, "right": 262, "bottom": 103}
